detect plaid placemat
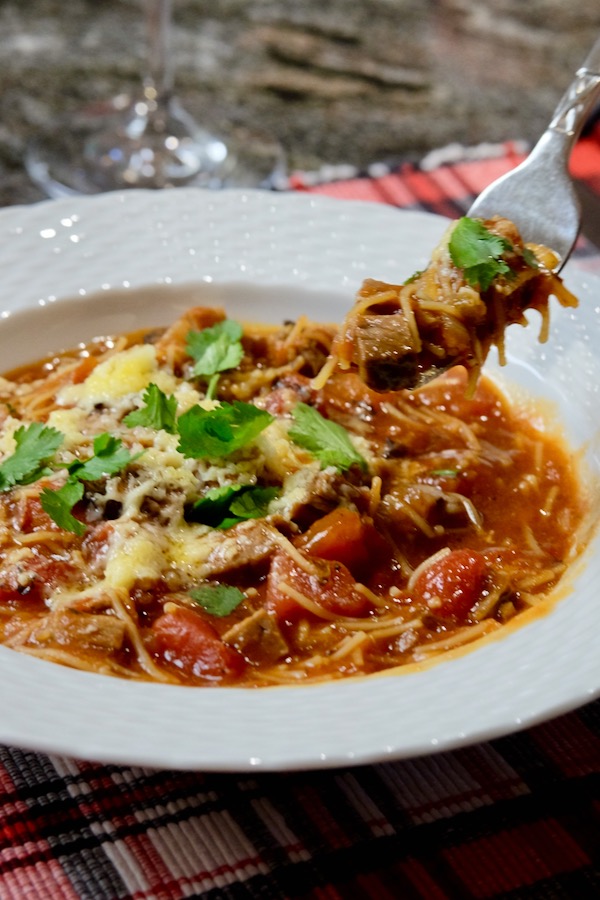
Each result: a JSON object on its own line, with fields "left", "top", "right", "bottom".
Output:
{"left": 291, "top": 130, "right": 600, "bottom": 270}
{"left": 2, "top": 138, "right": 600, "bottom": 900}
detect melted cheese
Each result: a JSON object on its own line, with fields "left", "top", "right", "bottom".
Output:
{"left": 59, "top": 344, "right": 159, "bottom": 407}
{"left": 165, "top": 524, "right": 218, "bottom": 575}
{"left": 255, "top": 420, "right": 310, "bottom": 480}
{"left": 104, "top": 522, "right": 166, "bottom": 591}
{"left": 0, "top": 416, "right": 21, "bottom": 458}
{"left": 46, "top": 408, "right": 86, "bottom": 451}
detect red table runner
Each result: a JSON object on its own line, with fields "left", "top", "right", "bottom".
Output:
{"left": 1, "top": 137, "right": 600, "bottom": 900}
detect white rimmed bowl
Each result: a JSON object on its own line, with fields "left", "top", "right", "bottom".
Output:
{"left": 0, "top": 188, "right": 598, "bottom": 771}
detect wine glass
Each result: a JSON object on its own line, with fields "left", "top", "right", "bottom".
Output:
{"left": 25, "top": 0, "right": 286, "bottom": 197}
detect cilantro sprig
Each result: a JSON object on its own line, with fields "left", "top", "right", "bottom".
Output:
{"left": 0, "top": 423, "right": 63, "bottom": 491}
{"left": 177, "top": 401, "right": 273, "bottom": 460}
{"left": 124, "top": 381, "right": 273, "bottom": 461}
{"left": 123, "top": 384, "right": 177, "bottom": 433}
{"left": 65, "top": 433, "right": 141, "bottom": 481}
{"left": 403, "top": 269, "right": 424, "bottom": 285}
{"left": 40, "top": 434, "right": 141, "bottom": 534}
{"left": 186, "top": 320, "right": 244, "bottom": 399}
{"left": 189, "top": 583, "right": 245, "bottom": 617}
{"left": 0, "top": 420, "right": 140, "bottom": 535}
{"left": 289, "top": 403, "right": 367, "bottom": 472}
{"left": 448, "top": 217, "right": 514, "bottom": 291}
{"left": 187, "top": 482, "right": 279, "bottom": 529}
{"left": 40, "top": 480, "right": 86, "bottom": 536}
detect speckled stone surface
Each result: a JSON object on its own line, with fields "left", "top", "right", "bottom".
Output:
{"left": 1, "top": 0, "right": 599, "bottom": 204}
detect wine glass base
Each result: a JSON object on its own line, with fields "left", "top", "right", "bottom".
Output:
{"left": 26, "top": 96, "right": 286, "bottom": 197}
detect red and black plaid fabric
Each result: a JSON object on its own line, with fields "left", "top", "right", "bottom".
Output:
{"left": 2, "top": 137, "right": 600, "bottom": 899}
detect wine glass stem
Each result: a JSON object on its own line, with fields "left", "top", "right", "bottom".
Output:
{"left": 144, "top": 0, "right": 173, "bottom": 104}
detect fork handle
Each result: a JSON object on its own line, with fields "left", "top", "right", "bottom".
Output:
{"left": 548, "top": 34, "right": 600, "bottom": 150}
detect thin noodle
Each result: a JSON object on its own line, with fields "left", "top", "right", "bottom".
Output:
{"left": 351, "top": 618, "right": 423, "bottom": 640}
{"left": 413, "top": 620, "right": 500, "bottom": 658}
{"left": 329, "top": 631, "right": 370, "bottom": 660}
{"left": 407, "top": 547, "right": 451, "bottom": 591}
{"left": 339, "top": 614, "right": 423, "bottom": 633}
{"left": 492, "top": 291, "right": 507, "bottom": 366}
{"left": 312, "top": 354, "right": 338, "bottom": 389}
{"left": 368, "top": 475, "right": 382, "bottom": 517}
{"left": 271, "top": 534, "right": 321, "bottom": 576}
{"left": 398, "top": 289, "right": 422, "bottom": 350}
{"left": 277, "top": 581, "right": 341, "bottom": 621}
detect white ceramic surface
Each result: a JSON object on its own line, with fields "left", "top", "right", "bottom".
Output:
{"left": 0, "top": 188, "right": 598, "bottom": 772}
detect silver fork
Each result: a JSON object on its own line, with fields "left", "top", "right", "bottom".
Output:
{"left": 468, "top": 35, "right": 600, "bottom": 271}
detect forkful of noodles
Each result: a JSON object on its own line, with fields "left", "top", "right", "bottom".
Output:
{"left": 323, "top": 35, "right": 600, "bottom": 394}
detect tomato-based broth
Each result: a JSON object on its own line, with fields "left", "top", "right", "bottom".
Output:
{"left": 0, "top": 302, "right": 588, "bottom": 687}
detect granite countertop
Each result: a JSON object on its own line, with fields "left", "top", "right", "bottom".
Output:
{"left": 0, "top": 0, "right": 598, "bottom": 205}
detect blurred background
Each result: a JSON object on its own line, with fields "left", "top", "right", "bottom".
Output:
{"left": 1, "top": 0, "right": 599, "bottom": 205}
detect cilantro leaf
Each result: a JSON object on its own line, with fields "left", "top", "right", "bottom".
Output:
{"left": 404, "top": 269, "right": 424, "bottom": 285}
{"left": 187, "top": 482, "right": 279, "bottom": 529}
{"left": 229, "top": 486, "right": 279, "bottom": 520}
{"left": 177, "top": 401, "right": 273, "bottom": 459}
{"left": 67, "top": 433, "right": 141, "bottom": 481}
{"left": 288, "top": 403, "right": 367, "bottom": 472}
{"left": 448, "top": 217, "right": 513, "bottom": 291}
{"left": 40, "top": 478, "right": 86, "bottom": 536}
{"left": 186, "top": 320, "right": 244, "bottom": 398}
{"left": 0, "top": 423, "right": 63, "bottom": 491}
{"left": 189, "top": 583, "right": 245, "bottom": 617}
{"left": 123, "top": 383, "right": 177, "bottom": 433}
{"left": 522, "top": 246, "right": 540, "bottom": 270}
{"left": 187, "top": 483, "right": 246, "bottom": 526}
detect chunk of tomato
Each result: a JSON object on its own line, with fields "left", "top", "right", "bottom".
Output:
{"left": 152, "top": 607, "right": 246, "bottom": 682}
{"left": 296, "top": 508, "right": 365, "bottom": 571}
{"left": 411, "top": 549, "right": 487, "bottom": 622}
{"left": 0, "top": 586, "right": 26, "bottom": 605}
{"left": 16, "top": 494, "right": 60, "bottom": 533}
{"left": 265, "top": 551, "right": 372, "bottom": 622}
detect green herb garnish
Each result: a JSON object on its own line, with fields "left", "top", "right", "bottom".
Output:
{"left": 177, "top": 401, "right": 273, "bottom": 459}
{"left": 522, "top": 246, "right": 540, "bottom": 270}
{"left": 187, "top": 482, "right": 279, "bottom": 529}
{"left": 41, "top": 433, "right": 140, "bottom": 534}
{"left": 0, "top": 423, "right": 63, "bottom": 490}
{"left": 404, "top": 269, "right": 424, "bottom": 285}
{"left": 448, "top": 217, "right": 514, "bottom": 291}
{"left": 186, "top": 320, "right": 244, "bottom": 399}
{"left": 65, "top": 433, "right": 141, "bottom": 481}
{"left": 40, "top": 479, "right": 86, "bottom": 537}
{"left": 189, "top": 583, "right": 245, "bottom": 617}
{"left": 123, "top": 383, "right": 178, "bottom": 434}
{"left": 289, "top": 403, "right": 367, "bottom": 472}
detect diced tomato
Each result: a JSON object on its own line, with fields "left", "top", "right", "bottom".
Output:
{"left": 28, "top": 555, "right": 80, "bottom": 592}
{"left": 0, "top": 586, "right": 26, "bottom": 605}
{"left": 295, "top": 507, "right": 389, "bottom": 579}
{"left": 411, "top": 549, "right": 487, "bottom": 621}
{"left": 151, "top": 607, "right": 246, "bottom": 682}
{"left": 265, "top": 551, "right": 372, "bottom": 622}
{"left": 81, "top": 521, "right": 115, "bottom": 565}
{"left": 0, "top": 552, "right": 80, "bottom": 606}
{"left": 16, "top": 494, "right": 60, "bottom": 533}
